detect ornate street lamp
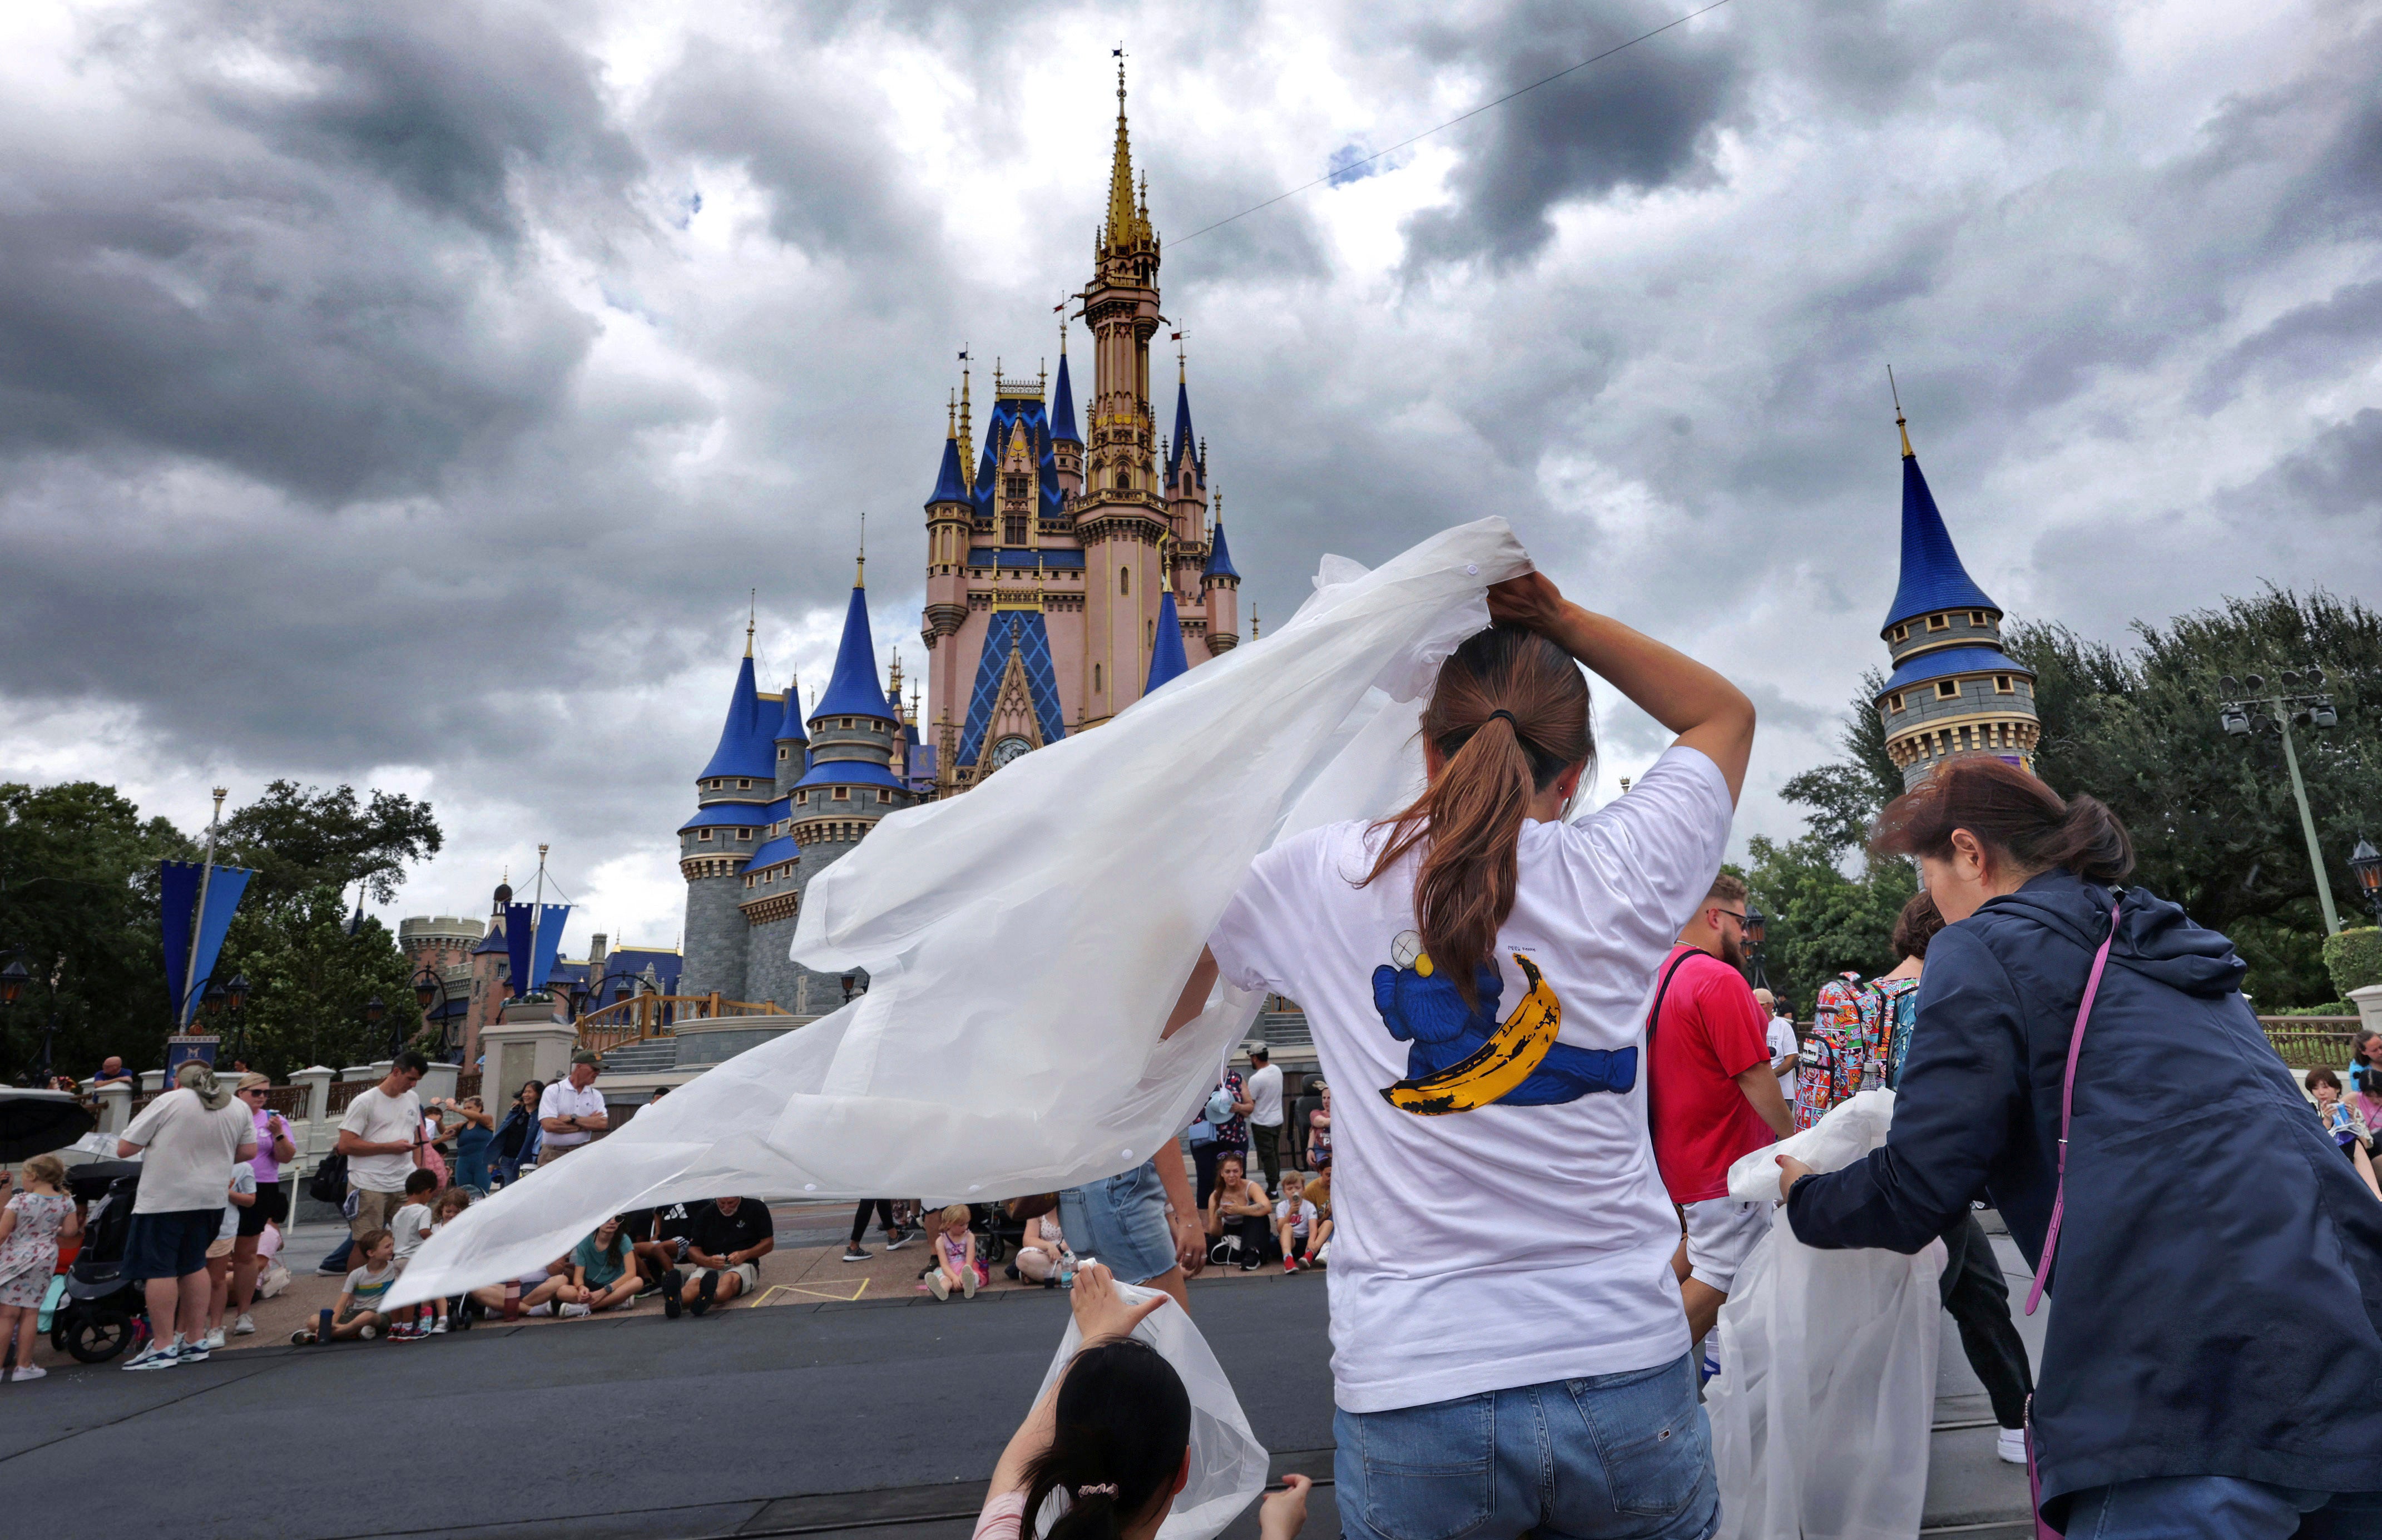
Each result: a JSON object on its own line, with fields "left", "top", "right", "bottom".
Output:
{"left": 2351, "top": 838, "right": 2382, "bottom": 926}
{"left": 1742, "top": 900, "right": 1770, "bottom": 991}
{"left": 412, "top": 968, "right": 455, "bottom": 1060}
{"left": 0, "top": 958, "right": 27, "bottom": 1009}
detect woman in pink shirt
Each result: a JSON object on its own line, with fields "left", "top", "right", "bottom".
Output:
{"left": 228, "top": 1074, "right": 298, "bottom": 1338}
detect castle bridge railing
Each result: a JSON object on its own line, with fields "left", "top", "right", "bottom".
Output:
{"left": 573, "top": 992, "right": 781, "bottom": 1056}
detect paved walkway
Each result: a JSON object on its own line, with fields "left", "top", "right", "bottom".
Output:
{"left": 0, "top": 1212, "right": 2038, "bottom": 1540}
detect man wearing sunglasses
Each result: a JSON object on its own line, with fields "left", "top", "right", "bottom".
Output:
{"left": 1645, "top": 873, "right": 1794, "bottom": 1377}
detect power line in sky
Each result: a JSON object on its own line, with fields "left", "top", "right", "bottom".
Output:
{"left": 1173, "top": 0, "right": 1744, "bottom": 247}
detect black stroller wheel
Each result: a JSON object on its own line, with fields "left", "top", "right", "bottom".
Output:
{"left": 63, "top": 1306, "right": 136, "bottom": 1364}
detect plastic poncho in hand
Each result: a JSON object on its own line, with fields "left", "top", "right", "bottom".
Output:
{"left": 1031, "top": 1281, "right": 1269, "bottom": 1540}
{"left": 1706, "top": 1091, "right": 1948, "bottom": 1540}
{"left": 390, "top": 518, "right": 1529, "bottom": 1308}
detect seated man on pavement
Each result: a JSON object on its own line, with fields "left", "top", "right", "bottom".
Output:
{"left": 662, "top": 1195, "right": 774, "bottom": 1318}
{"left": 625, "top": 1200, "right": 705, "bottom": 1289}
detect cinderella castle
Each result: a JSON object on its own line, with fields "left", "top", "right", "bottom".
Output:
{"left": 1873, "top": 403, "right": 2041, "bottom": 786}
{"left": 676, "top": 63, "right": 1241, "bottom": 1010}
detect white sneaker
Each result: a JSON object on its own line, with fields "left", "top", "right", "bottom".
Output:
{"left": 429, "top": 1318, "right": 449, "bottom": 1334}
{"left": 928, "top": 1271, "right": 949, "bottom": 1300}
{"left": 559, "top": 1302, "right": 591, "bottom": 1318}
{"left": 524, "top": 1302, "right": 554, "bottom": 1317}
{"left": 232, "top": 1314, "right": 255, "bottom": 1336}
{"left": 11, "top": 1365, "right": 46, "bottom": 1381}
{"left": 1996, "top": 1428, "right": 2027, "bottom": 1465}
{"left": 177, "top": 1335, "right": 210, "bottom": 1363}
{"left": 123, "top": 1340, "right": 179, "bottom": 1371}
{"left": 960, "top": 1270, "right": 977, "bottom": 1300}
{"left": 203, "top": 1328, "right": 226, "bottom": 1350}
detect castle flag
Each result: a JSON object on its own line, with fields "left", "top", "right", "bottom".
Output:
{"left": 505, "top": 903, "right": 571, "bottom": 998}
{"left": 161, "top": 860, "right": 255, "bottom": 1028}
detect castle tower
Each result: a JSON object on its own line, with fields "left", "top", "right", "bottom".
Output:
{"left": 1146, "top": 589, "right": 1190, "bottom": 695}
{"left": 779, "top": 555, "right": 914, "bottom": 1001}
{"left": 1162, "top": 350, "right": 1212, "bottom": 657}
{"left": 772, "top": 674, "right": 808, "bottom": 797}
{"left": 677, "top": 635, "right": 776, "bottom": 1001}
{"left": 465, "top": 879, "right": 512, "bottom": 1064}
{"left": 1873, "top": 407, "right": 2041, "bottom": 787}
{"left": 1202, "top": 505, "right": 1240, "bottom": 655}
{"left": 1051, "top": 324, "right": 1083, "bottom": 499}
{"left": 1076, "top": 61, "right": 1169, "bottom": 728}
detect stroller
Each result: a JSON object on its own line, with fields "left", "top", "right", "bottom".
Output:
{"left": 52, "top": 1161, "right": 148, "bottom": 1364}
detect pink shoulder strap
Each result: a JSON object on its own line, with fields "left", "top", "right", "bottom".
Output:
{"left": 2024, "top": 899, "right": 2121, "bottom": 1318}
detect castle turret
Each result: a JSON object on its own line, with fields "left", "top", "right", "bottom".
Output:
{"left": 1163, "top": 351, "right": 1211, "bottom": 662}
{"left": 772, "top": 674, "right": 808, "bottom": 797}
{"left": 1051, "top": 324, "right": 1082, "bottom": 501}
{"left": 678, "top": 641, "right": 776, "bottom": 1001}
{"left": 1076, "top": 60, "right": 1168, "bottom": 728}
{"left": 1872, "top": 407, "right": 2041, "bottom": 787}
{"left": 1202, "top": 505, "right": 1240, "bottom": 655}
{"left": 1146, "top": 589, "right": 1190, "bottom": 696}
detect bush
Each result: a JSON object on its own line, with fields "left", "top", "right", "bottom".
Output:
{"left": 2325, "top": 928, "right": 2382, "bottom": 999}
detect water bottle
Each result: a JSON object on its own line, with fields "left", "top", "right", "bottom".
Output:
{"left": 502, "top": 1278, "right": 522, "bottom": 1321}
{"left": 1058, "top": 1255, "right": 1076, "bottom": 1290}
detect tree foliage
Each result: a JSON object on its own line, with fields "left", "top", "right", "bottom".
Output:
{"left": 1756, "top": 586, "right": 2382, "bottom": 1012}
{"left": 0, "top": 779, "right": 439, "bottom": 1083}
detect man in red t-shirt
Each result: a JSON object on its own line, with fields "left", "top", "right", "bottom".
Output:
{"left": 1646, "top": 873, "right": 1794, "bottom": 1350}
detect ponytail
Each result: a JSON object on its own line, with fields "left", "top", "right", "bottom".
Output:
{"left": 1871, "top": 757, "right": 2134, "bottom": 884}
{"left": 1364, "top": 624, "right": 1593, "bottom": 1009}
{"left": 1017, "top": 1338, "right": 1191, "bottom": 1540}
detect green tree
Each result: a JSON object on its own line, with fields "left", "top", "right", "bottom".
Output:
{"left": 0, "top": 783, "right": 194, "bottom": 1081}
{"left": 2006, "top": 587, "right": 2382, "bottom": 1006}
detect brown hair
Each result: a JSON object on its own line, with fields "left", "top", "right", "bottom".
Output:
{"left": 2307, "top": 1068, "right": 2343, "bottom": 1093}
{"left": 1891, "top": 890, "right": 1944, "bottom": 961}
{"left": 1364, "top": 625, "right": 1593, "bottom": 1008}
{"left": 1706, "top": 873, "right": 1747, "bottom": 907}
{"left": 1871, "top": 758, "right": 2133, "bottom": 884}
{"left": 356, "top": 1228, "right": 394, "bottom": 1258}
{"left": 433, "top": 1187, "right": 473, "bottom": 1222}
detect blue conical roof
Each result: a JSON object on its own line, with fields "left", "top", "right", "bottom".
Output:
{"left": 1051, "top": 353, "right": 1078, "bottom": 443}
{"left": 812, "top": 576, "right": 895, "bottom": 722}
{"left": 1204, "top": 518, "right": 1239, "bottom": 580}
{"left": 926, "top": 433, "right": 968, "bottom": 507}
{"left": 774, "top": 676, "right": 807, "bottom": 743}
{"left": 1146, "top": 591, "right": 1190, "bottom": 694}
{"left": 1167, "top": 378, "right": 1195, "bottom": 478}
{"left": 700, "top": 655, "right": 778, "bottom": 780}
{"left": 1883, "top": 451, "right": 1997, "bottom": 633}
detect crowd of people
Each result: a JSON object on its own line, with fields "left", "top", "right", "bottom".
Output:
{"left": 11, "top": 572, "right": 2380, "bottom": 1540}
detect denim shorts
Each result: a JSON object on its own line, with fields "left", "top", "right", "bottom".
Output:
{"left": 1335, "top": 1355, "right": 1717, "bottom": 1540}
{"left": 125, "top": 1209, "right": 222, "bottom": 1282}
{"left": 1058, "top": 1159, "right": 1176, "bottom": 1286}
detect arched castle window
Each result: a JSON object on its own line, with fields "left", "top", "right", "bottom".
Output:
{"left": 1120, "top": 567, "right": 1131, "bottom": 596}
{"left": 1093, "top": 663, "right": 1103, "bottom": 694}
{"left": 1115, "top": 471, "right": 1130, "bottom": 489}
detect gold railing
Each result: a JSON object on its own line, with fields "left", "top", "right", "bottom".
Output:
{"left": 2259, "top": 1016, "right": 2364, "bottom": 1067}
{"left": 574, "top": 992, "right": 780, "bottom": 1055}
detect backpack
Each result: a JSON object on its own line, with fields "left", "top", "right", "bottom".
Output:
{"left": 1795, "top": 974, "right": 1880, "bottom": 1131}
{"left": 307, "top": 1151, "right": 348, "bottom": 1205}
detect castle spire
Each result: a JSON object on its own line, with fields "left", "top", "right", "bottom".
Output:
{"left": 1882, "top": 411, "right": 1997, "bottom": 633}
{"left": 1105, "top": 58, "right": 1137, "bottom": 251}
{"left": 1145, "top": 590, "right": 1189, "bottom": 695}
{"left": 813, "top": 546, "right": 894, "bottom": 724}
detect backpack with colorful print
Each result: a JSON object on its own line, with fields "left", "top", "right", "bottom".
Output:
{"left": 1795, "top": 973, "right": 1878, "bottom": 1131}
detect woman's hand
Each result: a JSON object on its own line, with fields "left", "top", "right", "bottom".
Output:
{"left": 1487, "top": 572, "right": 1563, "bottom": 633}
{"left": 1777, "top": 1155, "right": 1815, "bottom": 1204}
{"left": 1070, "top": 1261, "right": 1168, "bottom": 1345}
{"left": 1259, "top": 1474, "right": 1313, "bottom": 1540}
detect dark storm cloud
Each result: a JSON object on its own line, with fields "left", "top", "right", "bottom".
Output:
{"left": 0, "top": 0, "right": 639, "bottom": 503}
{"left": 2228, "top": 409, "right": 2382, "bottom": 523}
{"left": 1398, "top": 0, "right": 1744, "bottom": 271}
{"left": 2195, "top": 281, "right": 2382, "bottom": 409}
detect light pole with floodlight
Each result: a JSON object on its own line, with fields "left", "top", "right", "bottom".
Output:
{"left": 2217, "top": 667, "right": 2344, "bottom": 935}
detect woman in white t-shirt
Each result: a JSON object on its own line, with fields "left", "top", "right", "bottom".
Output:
{"left": 1162, "top": 572, "right": 1753, "bottom": 1540}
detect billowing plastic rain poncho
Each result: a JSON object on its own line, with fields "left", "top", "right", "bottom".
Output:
{"left": 1706, "top": 1091, "right": 1949, "bottom": 1540}
{"left": 390, "top": 518, "right": 1529, "bottom": 1309}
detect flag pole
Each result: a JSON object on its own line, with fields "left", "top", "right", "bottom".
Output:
{"left": 181, "top": 788, "right": 227, "bottom": 1028}
{"left": 529, "top": 844, "right": 549, "bottom": 1002}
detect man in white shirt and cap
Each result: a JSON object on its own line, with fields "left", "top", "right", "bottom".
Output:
{"left": 538, "top": 1052, "right": 609, "bottom": 1161}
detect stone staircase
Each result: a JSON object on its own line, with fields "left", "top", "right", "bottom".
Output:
{"left": 599, "top": 1038, "right": 679, "bottom": 1076}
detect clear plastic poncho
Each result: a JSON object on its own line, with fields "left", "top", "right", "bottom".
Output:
{"left": 390, "top": 517, "right": 1529, "bottom": 1308}
{"left": 1707, "top": 1091, "right": 1949, "bottom": 1540}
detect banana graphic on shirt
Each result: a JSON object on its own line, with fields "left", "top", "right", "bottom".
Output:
{"left": 1380, "top": 953, "right": 1561, "bottom": 1116}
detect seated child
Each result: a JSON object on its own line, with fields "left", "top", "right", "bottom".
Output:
{"left": 293, "top": 1228, "right": 398, "bottom": 1343}
{"left": 562, "top": 1216, "right": 642, "bottom": 1315}
{"left": 1016, "top": 1209, "right": 1072, "bottom": 1286}
{"left": 929, "top": 1204, "right": 980, "bottom": 1301}
{"left": 978, "top": 1261, "right": 1310, "bottom": 1540}
{"left": 1272, "top": 1171, "right": 1331, "bottom": 1273}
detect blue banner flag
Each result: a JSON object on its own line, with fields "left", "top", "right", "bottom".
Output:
{"left": 504, "top": 903, "right": 571, "bottom": 998}
{"left": 161, "top": 860, "right": 256, "bottom": 1027}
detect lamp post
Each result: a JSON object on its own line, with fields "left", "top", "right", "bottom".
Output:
{"left": 413, "top": 968, "right": 455, "bottom": 1062}
{"left": 1742, "top": 900, "right": 1770, "bottom": 991}
{"left": 2218, "top": 668, "right": 2344, "bottom": 935}
{"left": 194, "top": 970, "right": 252, "bottom": 1068}
{"left": 365, "top": 994, "right": 390, "bottom": 1060}
{"left": 2351, "top": 838, "right": 2382, "bottom": 927}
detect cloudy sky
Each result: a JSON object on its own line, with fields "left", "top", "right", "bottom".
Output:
{"left": 3, "top": 0, "right": 2378, "bottom": 954}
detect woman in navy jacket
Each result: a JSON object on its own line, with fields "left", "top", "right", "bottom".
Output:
{"left": 1781, "top": 759, "right": 2382, "bottom": 1538}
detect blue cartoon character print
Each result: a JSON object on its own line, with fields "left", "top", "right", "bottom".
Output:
{"left": 1371, "top": 930, "right": 1637, "bottom": 1115}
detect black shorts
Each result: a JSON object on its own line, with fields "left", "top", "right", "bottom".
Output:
{"left": 237, "top": 1182, "right": 289, "bottom": 1237}
{"left": 126, "top": 1209, "right": 221, "bottom": 1282}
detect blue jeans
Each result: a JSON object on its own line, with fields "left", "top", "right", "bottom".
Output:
{"left": 2063, "top": 1477, "right": 2382, "bottom": 1539}
{"left": 1058, "top": 1160, "right": 1177, "bottom": 1287}
{"left": 1335, "top": 1356, "right": 1717, "bottom": 1540}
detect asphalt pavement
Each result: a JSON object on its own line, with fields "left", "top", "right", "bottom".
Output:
{"left": 1, "top": 1238, "right": 2038, "bottom": 1540}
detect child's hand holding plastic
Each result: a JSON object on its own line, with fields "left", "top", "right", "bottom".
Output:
{"left": 1259, "top": 1474, "right": 1311, "bottom": 1540}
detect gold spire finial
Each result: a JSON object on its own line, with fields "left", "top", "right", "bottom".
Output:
{"left": 746, "top": 589, "right": 756, "bottom": 656}
{"left": 1105, "top": 52, "right": 1137, "bottom": 249}
{"left": 1889, "top": 365, "right": 1913, "bottom": 459}
{"left": 947, "top": 389, "right": 956, "bottom": 439}
{"left": 958, "top": 347, "right": 972, "bottom": 457}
